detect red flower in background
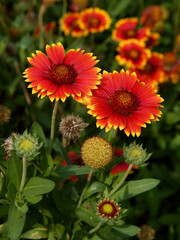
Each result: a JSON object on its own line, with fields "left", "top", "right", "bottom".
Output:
{"left": 62, "top": 151, "right": 84, "bottom": 182}
{"left": 116, "top": 39, "right": 151, "bottom": 69}
{"left": 60, "top": 12, "right": 88, "bottom": 37}
{"left": 163, "top": 52, "right": 180, "bottom": 84}
{"left": 24, "top": 42, "right": 101, "bottom": 102}
{"left": 145, "top": 32, "right": 160, "bottom": 48}
{"left": 112, "top": 18, "right": 150, "bottom": 42}
{"left": 79, "top": 8, "right": 111, "bottom": 33}
{"left": 140, "top": 5, "right": 162, "bottom": 29}
{"left": 111, "top": 148, "right": 138, "bottom": 175}
{"left": 88, "top": 70, "right": 163, "bottom": 137}
{"left": 132, "top": 52, "right": 165, "bottom": 87}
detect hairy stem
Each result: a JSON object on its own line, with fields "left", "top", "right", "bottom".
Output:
{"left": 89, "top": 222, "right": 103, "bottom": 235}
{"left": 77, "top": 168, "right": 94, "bottom": 208}
{"left": 49, "top": 101, "right": 59, "bottom": 153}
{"left": 19, "top": 157, "right": 27, "bottom": 192}
{"left": 109, "top": 164, "right": 133, "bottom": 197}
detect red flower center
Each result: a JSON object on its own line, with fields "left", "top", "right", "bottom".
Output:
{"left": 144, "top": 63, "right": 156, "bottom": 74}
{"left": 49, "top": 63, "right": 77, "bottom": 85}
{"left": 97, "top": 200, "right": 120, "bottom": 219}
{"left": 110, "top": 90, "right": 139, "bottom": 116}
{"left": 89, "top": 18, "right": 100, "bottom": 28}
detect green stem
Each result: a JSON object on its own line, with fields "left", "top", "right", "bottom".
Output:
{"left": 89, "top": 221, "right": 103, "bottom": 235}
{"left": 19, "top": 157, "right": 27, "bottom": 192}
{"left": 77, "top": 168, "right": 94, "bottom": 208}
{"left": 109, "top": 164, "right": 133, "bottom": 197}
{"left": 49, "top": 100, "right": 59, "bottom": 153}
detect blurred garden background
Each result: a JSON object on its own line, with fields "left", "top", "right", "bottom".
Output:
{"left": 0, "top": 0, "right": 180, "bottom": 239}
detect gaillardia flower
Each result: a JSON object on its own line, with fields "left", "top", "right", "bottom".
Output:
{"left": 24, "top": 42, "right": 101, "bottom": 102}
{"left": 123, "top": 141, "right": 151, "bottom": 165}
{"left": 97, "top": 198, "right": 121, "bottom": 219}
{"left": 132, "top": 52, "right": 164, "bottom": 86}
{"left": 88, "top": 70, "right": 163, "bottom": 137}
{"left": 81, "top": 136, "right": 113, "bottom": 169}
{"left": 79, "top": 8, "right": 111, "bottom": 33}
{"left": 60, "top": 12, "right": 88, "bottom": 37}
{"left": 145, "top": 32, "right": 160, "bottom": 48}
{"left": 12, "top": 131, "right": 43, "bottom": 160}
{"left": 116, "top": 39, "right": 151, "bottom": 69}
{"left": 140, "top": 5, "right": 162, "bottom": 29}
{"left": 112, "top": 18, "right": 150, "bottom": 42}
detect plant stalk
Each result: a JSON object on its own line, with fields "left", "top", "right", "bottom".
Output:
{"left": 49, "top": 100, "right": 59, "bottom": 153}
{"left": 77, "top": 168, "right": 94, "bottom": 208}
{"left": 89, "top": 221, "right": 103, "bottom": 235}
{"left": 109, "top": 164, "right": 133, "bottom": 197}
{"left": 19, "top": 157, "right": 27, "bottom": 192}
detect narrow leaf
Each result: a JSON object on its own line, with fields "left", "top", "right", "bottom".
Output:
{"left": 53, "top": 139, "right": 72, "bottom": 165}
{"left": 75, "top": 208, "right": 99, "bottom": 227}
{"left": 84, "top": 182, "right": 106, "bottom": 199}
{"left": 30, "top": 122, "right": 46, "bottom": 146}
{"left": 20, "top": 227, "right": 48, "bottom": 239}
{"left": 112, "top": 179, "right": 160, "bottom": 201}
{"left": 112, "top": 225, "right": 140, "bottom": 238}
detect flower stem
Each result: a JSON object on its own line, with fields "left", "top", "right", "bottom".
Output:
{"left": 109, "top": 164, "right": 133, "bottom": 197}
{"left": 89, "top": 221, "right": 103, "bottom": 235}
{"left": 19, "top": 157, "right": 27, "bottom": 192}
{"left": 49, "top": 100, "right": 59, "bottom": 154}
{"left": 77, "top": 168, "right": 94, "bottom": 208}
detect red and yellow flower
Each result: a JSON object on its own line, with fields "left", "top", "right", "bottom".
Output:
{"left": 163, "top": 52, "right": 180, "bottom": 84}
{"left": 111, "top": 148, "right": 138, "bottom": 175}
{"left": 97, "top": 198, "right": 121, "bottom": 219}
{"left": 112, "top": 18, "right": 150, "bottom": 42}
{"left": 132, "top": 52, "right": 165, "bottom": 86}
{"left": 116, "top": 39, "right": 151, "bottom": 69}
{"left": 140, "top": 5, "right": 162, "bottom": 29}
{"left": 24, "top": 42, "right": 101, "bottom": 102}
{"left": 88, "top": 70, "right": 163, "bottom": 137}
{"left": 79, "top": 7, "right": 111, "bottom": 33}
{"left": 60, "top": 12, "right": 88, "bottom": 37}
{"left": 145, "top": 32, "right": 160, "bottom": 48}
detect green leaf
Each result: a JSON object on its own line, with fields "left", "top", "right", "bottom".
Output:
{"left": 0, "top": 205, "right": 9, "bottom": 218}
{"left": 39, "top": 150, "right": 54, "bottom": 177}
{"left": 158, "top": 213, "right": 180, "bottom": 225}
{"left": 84, "top": 182, "right": 106, "bottom": 199}
{"left": 0, "top": 222, "right": 8, "bottom": 234}
{"left": 25, "top": 195, "right": 43, "bottom": 204}
{"left": 8, "top": 183, "right": 17, "bottom": 204}
{"left": 97, "top": 225, "right": 122, "bottom": 240}
{"left": 55, "top": 165, "right": 93, "bottom": 179}
{"left": 20, "top": 227, "right": 48, "bottom": 239}
{"left": 112, "top": 179, "right": 160, "bottom": 201}
{"left": 75, "top": 208, "right": 100, "bottom": 227}
{"left": 8, "top": 205, "right": 26, "bottom": 240}
{"left": 53, "top": 139, "right": 72, "bottom": 165}
{"left": 0, "top": 174, "right": 6, "bottom": 198}
{"left": 55, "top": 223, "right": 66, "bottom": 239}
{"left": 23, "top": 177, "right": 55, "bottom": 197}
{"left": 6, "top": 156, "right": 22, "bottom": 191}
{"left": 30, "top": 121, "right": 46, "bottom": 146}
{"left": 108, "top": 0, "right": 132, "bottom": 17}
{"left": 112, "top": 225, "right": 140, "bottom": 238}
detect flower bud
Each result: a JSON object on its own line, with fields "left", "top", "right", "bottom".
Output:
{"left": 123, "top": 141, "right": 151, "bottom": 166}
{"left": 97, "top": 198, "right": 121, "bottom": 220}
{"left": 12, "top": 131, "right": 43, "bottom": 160}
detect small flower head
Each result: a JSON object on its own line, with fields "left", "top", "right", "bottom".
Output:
{"left": 116, "top": 39, "right": 151, "bottom": 69}
{"left": 0, "top": 105, "right": 11, "bottom": 124}
{"left": 137, "top": 224, "right": 155, "bottom": 240}
{"left": 79, "top": 8, "right": 111, "bottom": 33}
{"left": 97, "top": 198, "right": 121, "bottom": 219}
{"left": 12, "top": 131, "right": 43, "bottom": 160}
{"left": 123, "top": 141, "right": 151, "bottom": 165}
{"left": 81, "top": 136, "right": 113, "bottom": 169}
{"left": 1, "top": 133, "right": 17, "bottom": 160}
{"left": 59, "top": 115, "right": 89, "bottom": 141}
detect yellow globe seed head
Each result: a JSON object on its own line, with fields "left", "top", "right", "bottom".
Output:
{"left": 81, "top": 136, "right": 113, "bottom": 169}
